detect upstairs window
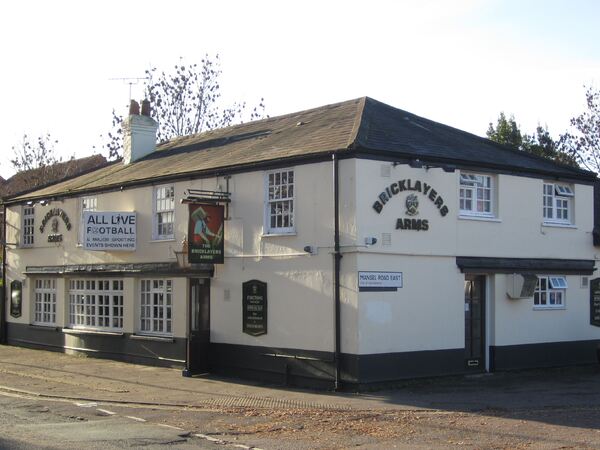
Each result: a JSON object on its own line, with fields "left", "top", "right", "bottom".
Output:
{"left": 534, "top": 275, "right": 567, "bottom": 309}
{"left": 153, "top": 185, "right": 175, "bottom": 240}
{"left": 265, "top": 168, "right": 295, "bottom": 234}
{"left": 459, "top": 173, "right": 493, "bottom": 216}
{"left": 22, "top": 205, "right": 35, "bottom": 247}
{"left": 79, "top": 196, "right": 97, "bottom": 244}
{"left": 543, "top": 183, "right": 573, "bottom": 224}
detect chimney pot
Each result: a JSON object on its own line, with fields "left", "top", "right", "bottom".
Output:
{"left": 129, "top": 100, "right": 140, "bottom": 115}
{"left": 141, "top": 99, "right": 151, "bottom": 117}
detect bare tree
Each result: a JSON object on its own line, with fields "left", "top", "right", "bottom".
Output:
{"left": 103, "top": 55, "right": 266, "bottom": 159}
{"left": 11, "top": 133, "right": 62, "bottom": 171}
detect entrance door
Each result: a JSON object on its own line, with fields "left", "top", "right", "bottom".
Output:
{"left": 185, "top": 278, "right": 210, "bottom": 376}
{"left": 464, "top": 275, "right": 485, "bottom": 371}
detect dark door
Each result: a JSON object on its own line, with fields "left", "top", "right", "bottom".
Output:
{"left": 464, "top": 275, "right": 485, "bottom": 371}
{"left": 184, "top": 278, "right": 210, "bottom": 376}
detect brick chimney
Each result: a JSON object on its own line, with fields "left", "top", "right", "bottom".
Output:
{"left": 122, "top": 99, "right": 159, "bottom": 165}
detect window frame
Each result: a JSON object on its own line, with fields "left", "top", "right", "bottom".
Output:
{"left": 140, "top": 279, "right": 173, "bottom": 336}
{"left": 33, "top": 279, "right": 57, "bottom": 326}
{"left": 22, "top": 205, "right": 35, "bottom": 247}
{"left": 264, "top": 168, "right": 296, "bottom": 235}
{"left": 533, "top": 275, "right": 567, "bottom": 309}
{"left": 458, "top": 172, "right": 494, "bottom": 217}
{"left": 68, "top": 278, "right": 124, "bottom": 331}
{"left": 79, "top": 196, "right": 98, "bottom": 245}
{"left": 153, "top": 185, "right": 175, "bottom": 240}
{"left": 543, "top": 182, "right": 574, "bottom": 225}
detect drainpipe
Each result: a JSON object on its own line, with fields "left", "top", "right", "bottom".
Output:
{"left": 1, "top": 204, "right": 7, "bottom": 344}
{"left": 332, "top": 153, "right": 342, "bottom": 390}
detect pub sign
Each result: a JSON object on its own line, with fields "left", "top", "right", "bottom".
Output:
{"left": 188, "top": 204, "right": 224, "bottom": 264}
{"left": 590, "top": 278, "right": 600, "bottom": 327}
{"left": 243, "top": 280, "right": 267, "bottom": 336}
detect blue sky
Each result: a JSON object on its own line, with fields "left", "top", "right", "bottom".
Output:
{"left": 1, "top": 0, "right": 599, "bottom": 178}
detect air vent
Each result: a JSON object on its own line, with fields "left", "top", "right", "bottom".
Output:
{"left": 382, "top": 233, "right": 392, "bottom": 246}
{"left": 581, "top": 276, "right": 589, "bottom": 288}
{"left": 380, "top": 165, "right": 391, "bottom": 178}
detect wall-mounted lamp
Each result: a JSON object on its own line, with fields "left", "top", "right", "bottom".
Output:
{"left": 408, "top": 159, "right": 424, "bottom": 169}
{"left": 303, "top": 245, "right": 316, "bottom": 254}
{"left": 364, "top": 237, "right": 378, "bottom": 246}
{"left": 39, "top": 200, "right": 49, "bottom": 206}
{"left": 25, "top": 201, "right": 34, "bottom": 206}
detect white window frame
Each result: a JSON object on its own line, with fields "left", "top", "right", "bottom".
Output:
{"left": 534, "top": 275, "right": 567, "bottom": 309}
{"left": 140, "top": 279, "right": 173, "bottom": 336}
{"left": 33, "top": 279, "right": 56, "bottom": 325}
{"left": 264, "top": 168, "right": 295, "bottom": 235}
{"left": 459, "top": 173, "right": 494, "bottom": 217}
{"left": 68, "top": 279, "right": 124, "bottom": 331}
{"left": 543, "top": 182, "right": 574, "bottom": 225}
{"left": 79, "top": 196, "right": 98, "bottom": 244}
{"left": 22, "top": 205, "right": 35, "bottom": 247}
{"left": 153, "top": 185, "right": 175, "bottom": 240}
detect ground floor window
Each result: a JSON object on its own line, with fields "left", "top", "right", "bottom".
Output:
{"left": 34, "top": 279, "right": 56, "bottom": 325}
{"left": 534, "top": 275, "right": 567, "bottom": 308}
{"left": 140, "top": 279, "right": 173, "bottom": 335}
{"left": 68, "top": 279, "right": 124, "bottom": 330}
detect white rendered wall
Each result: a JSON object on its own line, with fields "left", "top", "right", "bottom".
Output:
{"left": 354, "top": 160, "right": 599, "bottom": 355}
{"left": 5, "top": 160, "right": 352, "bottom": 353}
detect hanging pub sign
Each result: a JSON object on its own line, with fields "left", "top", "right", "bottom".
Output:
{"left": 242, "top": 280, "right": 267, "bottom": 336}
{"left": 83, "top": 212, "right": 137, "bottom": 251}
{"left": 39, "top": 208, "right": 72, "bottom": 243}
{"left": 371, "top": 179, "right": 449, "bottom": 231}
{"left": 10, "top": 280, "right": 22, "bottom": 318}
{"left": 590, "top": 278, "right": 600, "bottom": 327}
{"left": 188, "top": 204, "right": 224, "bottom": 264}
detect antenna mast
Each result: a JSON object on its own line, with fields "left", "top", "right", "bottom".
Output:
{"left": 109, "top": 77, "right": 149, "bottom": 101}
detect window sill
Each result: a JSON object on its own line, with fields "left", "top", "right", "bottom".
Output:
{"left": 62, "top": 328, "right": 124, "bottom": 337}
{"left": 262, "top": 231, "right": 297, "bottom": 237}
{"left": 130, "top": 334, "right": 174, "bottom": 342}
{"left": 149, "top": 238, "right": 176, "bottom": 243}
{"left": 541, "top": 222, "right": 577, "bottom": 229}
{"left": 458, "top": 215, "right": 501, "bottom": 223}
{"left": 30, "top": 324, "right": 59, "bottom": 331}
{"left": 533, "top": 306, "right": 566, "bottom": 311}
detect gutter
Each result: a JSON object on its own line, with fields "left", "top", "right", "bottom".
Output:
{"left": 332, "top": 153, "right": 342, "bottom": 390}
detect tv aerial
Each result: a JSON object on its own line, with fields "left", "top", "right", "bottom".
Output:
{"left": 109, "top": 77, "right": 149, "bottom": 101}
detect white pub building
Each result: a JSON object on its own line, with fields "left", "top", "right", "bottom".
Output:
{"left": 2, "top": 97, "right": 600, "bottom": 389}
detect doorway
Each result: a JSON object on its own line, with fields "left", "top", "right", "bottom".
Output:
{"left": 464, "top": 275, "right": 486, "bottom": 371}
{"left": 184, "top": 278, "right": 210, "bottom": 376}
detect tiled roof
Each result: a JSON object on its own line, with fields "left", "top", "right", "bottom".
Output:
{"left": 10, "top": 97, "right": 596, "bottom": 202}
{"left": 0, "top": 155, "right": 107, "bottom": 200}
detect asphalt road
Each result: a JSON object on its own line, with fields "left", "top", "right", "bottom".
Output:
{"left": 0, "top": 394, "right": 245, "bottom": 450}
{"left": 2, "top": 345, "right": 600, "bottom": 449}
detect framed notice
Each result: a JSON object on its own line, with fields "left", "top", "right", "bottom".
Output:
{"left": 590, "top": 278, "right": 600, "bottom": 327}
{"left": 83, "top": 211, "right": 136, "bottom": 251}
{"left": 10, "top": 280, "right": 22, "bottom": 318}
{"left": 188, "top": 204, "right": 224, "bottom": 264}
{"left": 242, "top": 280, "right": 267, "bottom": 336}
{"left": 358, "top": 271, "right": 403, "bottom": 292}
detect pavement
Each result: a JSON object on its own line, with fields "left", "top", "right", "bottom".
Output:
{"left": 1, "top": 344, "right": 600, "bottom": 414}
